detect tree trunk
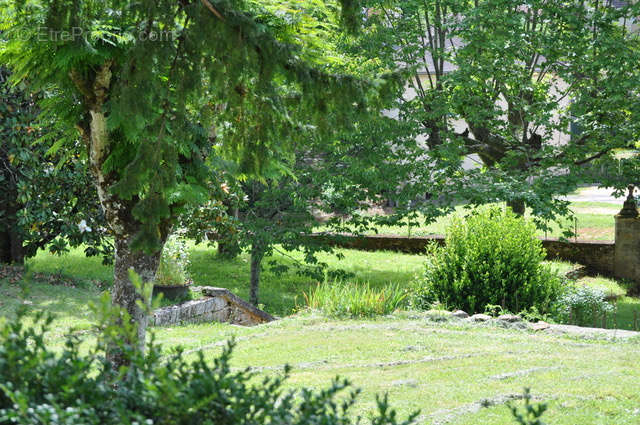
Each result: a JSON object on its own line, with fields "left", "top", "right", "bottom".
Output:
{"left": 72, "top": 61, "right": 171, "bottom": 369}
{"left": 0, "top": 218, "right": 25, "bottom": 264}
{"left": 0, "top": 171, "right": 25, "bottom": 264}
{"left": 0, "top": 228, "right": 11, "bottom": 264}
{"left": 249, "top": 244, "right": 264, "bottom": 306}
{"left": 108, "top": 233, "right": 163, "bottom": 369}
{"left": 8, "top": 226, "right": 24, "bottom": 264}
{"left": 507, "top": 199, "right": 526, "bottom": 216}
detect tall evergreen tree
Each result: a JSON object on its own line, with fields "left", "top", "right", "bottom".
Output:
{"left": 1, "top": 0, "right": 397, "bottom": 366}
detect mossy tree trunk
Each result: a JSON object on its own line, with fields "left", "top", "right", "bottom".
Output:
{"left": 72, "top": 61, "right": 170, "bottom": 368}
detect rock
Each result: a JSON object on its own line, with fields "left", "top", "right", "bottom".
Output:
{"left": 498, "top": 314, "right": 521, "bottom": 323}
{"left": 530, "top": 321, "right": 551, "bottom": 331}
{"left": 152, "top": 287, "right": 275, "bottom": 327}
{"left": 470, "top": 313, "right": 492, "bottom": 322}
{"left": 451, "top": 310, "right": 469, "bottom": 319}
{"left": 425, "top": 309, "right": 451, "bottom": 322}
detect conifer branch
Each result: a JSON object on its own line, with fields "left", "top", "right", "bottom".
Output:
{"left": 201, "top": 0, "right": 225, "bottom": 21}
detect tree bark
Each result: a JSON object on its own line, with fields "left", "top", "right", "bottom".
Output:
{"left": 0, "top": 207, "right": 25, "bottom": 264}
{"left": 72, "top": 61, "right": 168, "bottom": 368}
{"left": 109, "top": 233, "right": 163, "bottom": 368}
{"left": 249, "top": 244, "right": 264, "bottom": 306}
{"left": 0, "top": 228, "right": 11, "bottom": 264}
{"left": 507, "top": 199, "right": 526, "bottom": 216}
{"left": 0, "top": 160, "right": 25, "bottom": 264}
{"left": 8, "top": 225, "right": 24, "bottom": 264}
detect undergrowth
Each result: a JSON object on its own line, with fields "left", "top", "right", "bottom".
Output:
{"left": 303, "top": 281, "right": 409, "bottom": 318}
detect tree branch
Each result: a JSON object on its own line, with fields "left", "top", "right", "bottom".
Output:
{"left": 574, "top": 149, "right": 610, "bottom": 165}
{"left": 200, "top": 0, "right": 224, "bottom": 21}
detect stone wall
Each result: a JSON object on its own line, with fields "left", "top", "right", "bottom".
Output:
{"left": 542, "top": 239, "right": 614, "bottom": 276}
{"left": 310, "top": 233, "right": 615, "bottom": 276}
{"left": 151, "top": 286, "right": 275, "bottom": 327}
{"left": 309, "top": 233, "right": 445, "bottom": 253}
{"left": 614, "top": 216, "right": 640, "bottom": 283}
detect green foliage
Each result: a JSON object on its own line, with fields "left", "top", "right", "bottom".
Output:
{"left": 155, "top": 232, "right": 192, "bottom": 287}
{"left": 551, "top": 284, "right": 614, "bottom": 327}
{"left": 1, "top": 0, "right": 401, "bottom": 255}
{"left": 414, "top": 207, "right": 562, "bottom": 314}
{"left": 354, "top": 0, "right": 640, "bottom": 228}
{"left": 0, "top": 67, "right": 110, "bottom": 264}
{"left": 0, "top": 304, "right": 419, "bottom": 425}
{"left": 184, "top": 106, "right": 426, "bottom": 303}
{"left": 304, "top": 281, "right": 409, "bottom": 318}
{"left": 508, "top": 389, "right": 548, "bottom": 425}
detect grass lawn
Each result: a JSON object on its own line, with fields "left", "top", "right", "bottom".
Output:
{"left": 2, "top": 246, "right": 640, "bottom": 424}
{"left": 11, "top": 243, "right": 640, "bottom": 328}
{"left": 324, "top": 201, "right": 620, "bottom": 241}
{"left": 159, "top": 314, "right": 640, "bottom": 425}
{"left": 2, "top": 287, "right": 640, "bottom": 424}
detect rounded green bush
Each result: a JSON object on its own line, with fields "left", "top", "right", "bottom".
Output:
{"left": 415, "top": 207, "right": 562, "bottom": 314}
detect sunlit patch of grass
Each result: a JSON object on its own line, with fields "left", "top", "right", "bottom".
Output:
{"left": 188, "top": 245, "right": 424, "bottom": 316}
{"left": 26, "top": 245, "right": 113, "bottom": 285}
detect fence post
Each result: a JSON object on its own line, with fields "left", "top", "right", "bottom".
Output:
{"left": 614, "top": 185, "right": 640, "bottom": 287}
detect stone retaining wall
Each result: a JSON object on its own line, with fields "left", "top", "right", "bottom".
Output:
{"left": 151, "top": 287, "right": 275, "bottom": 327}
{"left": 541, "top": 239, "right": 614, "bottom": 276}
{"left": 310, "top": 233, "right": 615, "bottom": 276}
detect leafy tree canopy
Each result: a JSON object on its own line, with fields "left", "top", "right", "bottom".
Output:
{"left": 0, "top": 67, "right": 110, "bottom": 264}
{"left": 354, "top": 0, "right": 640, "bottom": 227}
{"left": 1, "top": 0, "right": 400, "bottom": 252}
{"left": 1, "top": 0, "right": 401, "bottom": 364}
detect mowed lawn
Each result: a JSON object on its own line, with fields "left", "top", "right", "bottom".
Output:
{"left": 1, "top": 246, "right": 640, "bottom": 424}
{"left": 12, "top": 242, "right": 640, "bottom": 327}
{"left": 323, "top": 201, "right": 621, "bottom": 241}
{"left": 157, "top": 314, "right": 640, "bottom": 425}
{"left": 1, "top": 285, "right": 639, "bottom": 425}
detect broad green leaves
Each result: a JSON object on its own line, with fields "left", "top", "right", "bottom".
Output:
{"left": 357, "top": 0, "right": 640, "bottom": 226}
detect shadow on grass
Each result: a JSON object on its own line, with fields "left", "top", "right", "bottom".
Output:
{"left": 0, "top": 278, "right": 101, "bottom": 327}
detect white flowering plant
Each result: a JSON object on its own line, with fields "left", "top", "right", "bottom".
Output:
{"left": 155, "top": 232, "right": 191, "bottom": 287}
{"left": 551, "top": 285, "right": 614, "bottom": 327}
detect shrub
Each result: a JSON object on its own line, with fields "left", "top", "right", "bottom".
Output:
{"left": 414, "top": 207, "right": 562, "bottom": 314}
{"left": 304, "top": 281, "right": 408, "bottom": 318}
{"left": 0, "top": 306, "right": 418, "bottom": 425}
{"left": 508, "top": 388, "right": 547, "bottom": 425}
{"left": 551, "top": 284, "right": 614, "bottom": 327}
{"left": 155, "top": 232, "right": 191, "bottom": 286}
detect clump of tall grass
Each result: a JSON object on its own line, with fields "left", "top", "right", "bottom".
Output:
{"left": 303, "top": 281, "right": 408, "bottom": 318}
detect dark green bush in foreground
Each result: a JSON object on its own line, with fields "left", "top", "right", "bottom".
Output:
{"left": 414, "top": 207, "right": 562, "bottom": 314}
{"left": 0, "top": 308, "right": 417, "bottom": 425}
